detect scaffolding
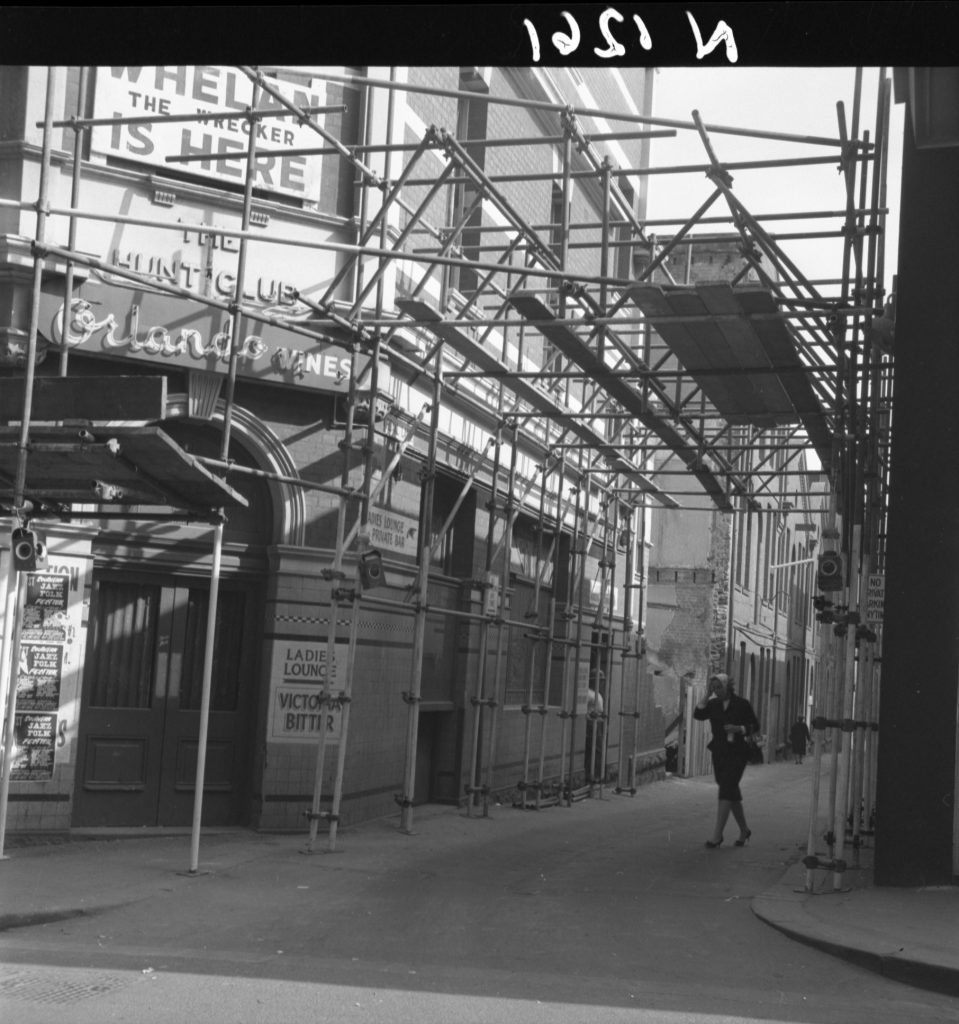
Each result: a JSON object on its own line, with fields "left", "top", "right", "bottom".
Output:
{"left": 0, "top": 65, "right": 893, "bottom": 877}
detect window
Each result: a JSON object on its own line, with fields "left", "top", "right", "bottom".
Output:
{"left": 446, "top": 68, "right": 490, "bottom": 297}
{"left": 430, "top": 471, "right": 476, "bottom": 577}
{"left": 743, "top": 506, "right": 753, "bottom": 592}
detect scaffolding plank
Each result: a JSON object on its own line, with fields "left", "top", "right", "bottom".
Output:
{"left": 628, "top": 284, "right": 752, "bottom": 417}
{"left": 508, "top": 292, "right": 734, "bottom": 510}
{"left": 735, "top": 290, "right": 834, "bottom": 467}
{"left": 396, "top": 298, "right": 678, "bottom": 507}
{"left": 0, "top": 425, "right": 248, "bottom": 511}
{"left": 694, "top": 284, "right": 798, "bottom": 421}
{"left": 628, "top": 282, "right": 833, "bottom": 470}
{"left": 626, "top": 284, "right": 795, "bottom": 427}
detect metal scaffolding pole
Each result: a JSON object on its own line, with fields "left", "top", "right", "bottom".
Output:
{"left": 0, "top": 70, "right": 56, "bottom": 860}
{"left": 804, "top": 488, "right": 840, "bottom": 893}
{"left": 518, "top": 459, "right": 551, "bottom": 808}
{"left": 831, "top": 523, "right": 862, "bottom": 891}
{"left": 188, "top": 78, "right": 261, "bottom": 876}
{"left": 482, "top": 424, "right": 520, "bottom": 810}
{"left": 535, "top": 460, "right": 572, "bottom": 807}
{"left": 305, "top": 343, "right": 361, "bottom": 852}
{"left": 614, "top": 502, "right": 636, "bottom": 794}
{"left": 555, "top": 482, "right": 580, "bottom": 804}
{"left": 465, "top": 425, "right": 503, "bottom": 815}
{"left": 398, "top": 348, "right": 443, "bottom": 834}
{"left": 595, "top": 493, "right": 617, "bottom": 796}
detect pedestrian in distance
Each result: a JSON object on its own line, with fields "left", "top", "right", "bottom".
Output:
{"left": 789, "top": 715, "right": 811, "bottom": 764}
{"left": 693, "top": 672, "right": 760, "bottom": 849}
{"left": 585, "top": 669, "right": 606, "bottom": 783}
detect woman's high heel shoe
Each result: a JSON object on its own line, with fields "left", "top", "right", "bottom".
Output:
{"left": 704, "top": 838, "right": 723, "bottom": 849}
{"left": 734, "top": 829, "right": 752, "bottom": 847}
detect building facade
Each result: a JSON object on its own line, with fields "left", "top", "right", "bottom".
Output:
{"left": 1, "top": 64, "right": 677, "bottom": 836}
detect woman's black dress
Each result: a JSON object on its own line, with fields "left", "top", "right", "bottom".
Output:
{"left": 693, "top": 693, "right": 760, "bottom": 801}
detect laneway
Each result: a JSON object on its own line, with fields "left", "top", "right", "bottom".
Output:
{"left": 1, "top": 762, "right": 957, "bottom": 1023}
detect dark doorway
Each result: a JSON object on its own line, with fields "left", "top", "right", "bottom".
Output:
{"left": 73, "top": 574, "right": 259, "bottom": 827}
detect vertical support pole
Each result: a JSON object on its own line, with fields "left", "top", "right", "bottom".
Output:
{"left": 832, "top": 524, "right": 862, "bottom": 891}
{"left": 558, "top": 123, "right": 573, "bottom": 405}
{"left": 598, "top": 494, "right": 617, "bottom": 796}
{"left": 826, "top": 608, "right": 844, "bottom": 853}
{"left": 12, "top": 69, "right": 55, "bottom": 507}
{"left": 557, "top": 483, "right": 581, "bottom": 804}
{"left": 615, "top": 504, "right": 633, "bottom": 791}
{"left": 0, "top": 572, "right": 25, "bottom": 857}
{"left": 190, "top": 80, "right": 260, "bottom": 875}
{"left": 327, "top": 589, "right": 360, "bottom": 851}
{"left": 58, "top": 67, "right": 89, "bottom": 379}
{"left": 399, "top": 348, "right": 442, "bottom": 834}
{"left": 849, "top": 554, "right": 871, "bottom": 859}
{"left": 597, "top": 157, "right": 611, "bottom": 364}
{"left": 768, "top": 554, "right": 781, "bottom": 764}
{"left": 535, "top": 459, "right": 567, "bottom": 807}
{"left": 325, "top": 70, "right": 399, "bottom": 852}
{"left": 805, "top": 495, "right": 840, "bottom": 892}
{"left": 189, "top": 521, "right": 223, "bottom": 874}
{"left": 567, "top": 484, "right": 590, "bottom": 802}
{"left": 307, "top": 343, "right": 368, "bottom": 852}
{"left": 0, "top": 69, "right": 56, "bottom": 856}
{"left": 327, "top": 335, "right": 383, "bottom": 851}
{"left": 520, "top": 460, "right": 550, "bottom": 807}
{"left": 632, "top": 492, "right": 648, "bottom": 778}
{"left": 466, "top": 426, "right": 503, "bottom": 815}
{"left": 482, "top": 424, "right": 519, "bottom": 813}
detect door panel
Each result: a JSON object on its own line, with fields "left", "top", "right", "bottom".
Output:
{"left": 75, "top": 576, "right": 257, "bottom": 828}
{"left": 158, "top": 586, "right": 252, "bottom": 826}
{"left": 83, "top": 737, "right": 149, "bottom": 790}
{"left": 74, "top": 581, "right": 166, "bottom": 826}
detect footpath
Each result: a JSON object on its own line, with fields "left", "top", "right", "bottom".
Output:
{"left": 1, "top": 759, "right": 957, "bottom": 999}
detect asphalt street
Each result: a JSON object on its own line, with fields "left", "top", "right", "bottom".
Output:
{"left": 1, "top": 760, "right": 957, "bottom": 1023}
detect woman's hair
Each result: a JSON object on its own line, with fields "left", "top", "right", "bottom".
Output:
{"left": 710, "top": 672, "right": 733, "bottom": 691}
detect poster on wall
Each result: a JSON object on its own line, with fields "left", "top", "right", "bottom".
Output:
{"left": 11, "top": 568, "right": 85, "bottom": 777}
{"left": 267, "top": 639, "right": 349, "bottom": 744}
{"left": 10, "top": 712, "right": 58, "bottom": 781}
{"left": 15, "top": 642, "right": 64, "bottom": 711}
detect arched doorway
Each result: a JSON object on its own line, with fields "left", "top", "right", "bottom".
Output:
{"left": 73, "top": 419, "right": 274, "bottom": 828}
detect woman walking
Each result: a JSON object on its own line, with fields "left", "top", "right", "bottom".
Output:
{"left": 693, "top": 673, "right": 760, "bottom": 848}
{"left": 789, "top": 716, "right": 811, "bottom": 764}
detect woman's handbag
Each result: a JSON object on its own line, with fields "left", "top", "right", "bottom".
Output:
{"left": 746, "top": 734, "right": 765, "bottom": 765}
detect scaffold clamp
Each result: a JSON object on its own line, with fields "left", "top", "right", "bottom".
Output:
{"left": 802, "top": 855, "right": 847, "bottom": 873}
{"left": 303, "top": 810, "right": 338, "bottom": 823}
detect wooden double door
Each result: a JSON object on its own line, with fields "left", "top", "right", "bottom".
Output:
{"left": 74, "top": 573, "right": 259, "bottom": 828}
